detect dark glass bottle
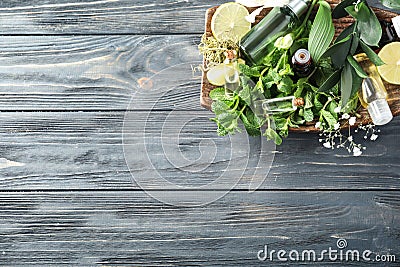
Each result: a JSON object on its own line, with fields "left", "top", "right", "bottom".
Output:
{"left": 291, "top": 48, "right": 314, "bottom": 77}
{"left": 239, "top": 0, "right": 310, "bottom": 66}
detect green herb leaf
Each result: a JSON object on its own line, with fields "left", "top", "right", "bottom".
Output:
{"left": 321, "top": 109, "right": 338, "bottom": 129}
{"left": 340, "top": 61, "right": 353, "bottom": 108}
{"left": 240, "top": 112, "right": 261, "bottom": 136}
{"left": 380, "top": 0, "right": 400, "bottom": 9}
{"left": 277, "top": 76, "right": 294, "bottom": 94}
{"left": 323, "top": 34, "right": 353, "bottom": 68}
{"left": 305, "top": 91, "right": 314, "bottom": 109}
{"left": 209, "top": 87, "right": 226, "bottom": 101}
{"left": 239, "top": 64, "right": 261, "bottom": 77}
{"left": 359, "top": 40, "right": 385, "bottom": 66}
{"left": 346, "top": 2, "right": 382, "bottom": 46}
{"left": 347, "top": 55, "right": 368, "bottom": 78}
{"left": 318, "top": 69, "right": 342, "bottom": 92}
{"left": 303, "top": 108, "right": 314, "bottom": 122}
{"left": 218, "top": 112, "right": 240, "bottom": 134}
{"left": 211, "top": 100, "right": 231, "bottom": 115}
{"left": 264, "top": 128, "right": 282, "bottom": 145}
{"left": 308, "top": 1, "right": 335, "bottom": 63}
{"left": 332, "top": 0, "right": 354, "bottom": 19}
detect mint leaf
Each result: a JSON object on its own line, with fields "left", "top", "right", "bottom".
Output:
{"left": 303, "top": 108, "right": 314, "bottom": 122}
{"left": 321, "top": 110, "right": 338, "bottom": 128}
{"left": 264, "top": 128, "right": 282, "bottom": 145}
{"left": 308, "top": 1, "right": 335, "bottom": 63}
{"left": 209, "top": 87, "right": 226, "bottom": 101}
{"left": 239, "top": 64, "right": 261, "bottom": 77}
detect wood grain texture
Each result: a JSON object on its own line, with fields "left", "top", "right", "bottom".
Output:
{"left": 0, "top": 35, "right": 203, "bottom": 111}
{"left": 0, "top": 111, "right": 398, "bottom": 190}
{"left": 0, "top": 0, "right": 223, "bottom": 34}
{"left": 0, "top": 191, "right": 398, "bottom": 266}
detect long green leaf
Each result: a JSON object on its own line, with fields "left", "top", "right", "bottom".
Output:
{"left": 318, "top": 69, "right": 342, "bottom": 92}
{"left": 340, "top": 61, "right": 353, "bottom": 108}
{"left": 359, "top": 40, "right": 385, "bottom": 66}
{"left": 323, "top": 34, "right": 353, "bottom": 68}
{"left": 346, "top": 2, "right": 382, "bottom": 46}
{"left": 346, "top": 55, "right": 368, "bottom": 78}
{"left": 332, "top": 0, "right": 354, "bottom": 19}
{"left": 308, "top": 1, "right": 335, "bottom": 63}
{"left": 381, "top": 0, "right": 400, "bottom": 9}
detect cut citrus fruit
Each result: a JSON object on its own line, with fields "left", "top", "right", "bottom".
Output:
{"left": 377, "top": 42, "right": 400, "bottom": 85}
{"left": 206, "top": 61, "right": 244, "bottom": 86}
{"left": 211, "top": 2, "right": 251, "bottom": 42}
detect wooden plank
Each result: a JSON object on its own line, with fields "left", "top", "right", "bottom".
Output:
{"left": 0, "top": 0, "right": 222, "bottom": 34}
{"left": 0, "top": 191, "right": 398, "bottom": 266}
{"left": 0, "top": 111, "right": 398, "bottom": 190}
{"left": 0, "top": 35, "right": 203, "bottom": 111}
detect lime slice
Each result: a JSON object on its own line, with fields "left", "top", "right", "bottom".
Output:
{"left": 206, "top": 61, "right": 244, "bottom": 86}
{"left": 377, "top": 42, "right": 400, "bottom": 85}
{"left": 211, "top": 2, "right": 251, "bottom": 42}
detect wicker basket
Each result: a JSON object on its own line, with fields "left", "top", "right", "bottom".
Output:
{"left": 200, "top": 0, "right": 400, "bottom": 132}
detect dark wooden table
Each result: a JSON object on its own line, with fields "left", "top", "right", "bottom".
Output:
{"left": 0, "top": 0, "right": 399, "bottom": 266}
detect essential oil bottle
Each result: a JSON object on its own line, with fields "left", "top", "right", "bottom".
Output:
{"left": 379, "top": 16, "right": 400, "bottom": 47}
{"left": 355, "top": 53, "right": 393, "bottom": 125}
{"left": 239, "top": 0, "right": 310, "bottom": 66}
{"left": 291, "top": 48, "right": 314, "bottom": 77}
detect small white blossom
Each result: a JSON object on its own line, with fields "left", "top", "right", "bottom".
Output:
{"left": 349, "top": 117, "right": 356, "bottom": 126}
{"left": 334, "top": 122, "right": 340, "bottom": 130}
{"left": 341, "top": 113, "right": 350, "bottom": 119}
{"left": 348, "top": 136, "right": 353, "bottom": 142}
{"left": 315, "top": 121, "right": 321, "bottom": 129}
{"left": 334, "top": 106, "right": 341, "bottom": 113}
{"left": 323, "top": 142, "right": 331, "bottom": 149}
{"left": 370, "top": 134, "right": 378, "bottom": 141}
{"left": 353, "top": 147, "right": 362, "bottom": 157}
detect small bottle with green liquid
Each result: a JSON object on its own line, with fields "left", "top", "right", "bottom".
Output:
{"left": 240, "top": 0, "right": 310, "bottom": 65}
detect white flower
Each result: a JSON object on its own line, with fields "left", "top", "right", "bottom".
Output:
{"left": 334, "top": 122, "right": 341, "bottom": 130}
{"left": 353, "top": 147, "right": 362, "bottom": 157}
{"left": 348, "top": 136, "right": 353, "bottom": 142}
{"left": 315, "top": 121, "right": 321, "bottom": 129}
{"left": 323, "top": 142, "right": 331, "bottom": 149}
{"left": 341, "top": 113, "right": 350, "bottom": 119}
{"left": 349, "top": 117, "right": 356, "bottom": 126}
{"left": 334, "top": 106, "right": 341, "bottom": 113}
{"left": 370, "top": 134, "right": 378, "bottom": 141}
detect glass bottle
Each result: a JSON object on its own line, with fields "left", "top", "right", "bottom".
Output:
{"left": 239, "top": 0, "right": 310, "bottom": 66}
{"left": 355, "top": 53, "right": 393, "bottom": 125}
{"left": 223, "top": 50, "right": 240, "bottom": 99}
{"left": 253, "top": 96, "right": 304, "bottom": 116}
{"left": 291, "top": 48, "right": 314, "bottom": 77}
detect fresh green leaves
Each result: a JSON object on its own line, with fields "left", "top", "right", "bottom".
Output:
{"left": 340, "top": 61, "right": 353, "bottom": 108}
{"left": 359, "top": 40, "right": 385, "bottom": 66}
{"left": 308, "top": 1, "right": 335, "bottom": 63}
{"left": 345, "top": 1, "right": 382, "bottom": 46}
{"left": 380, "top": 0, "right": 400, "bottom": 10}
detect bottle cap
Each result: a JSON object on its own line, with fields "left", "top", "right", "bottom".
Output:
{"left": 367, "top": 99, "right": 393, "bottom": 126}
{"left": 287, "top": 0, "right": 309, "bottom": 18}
